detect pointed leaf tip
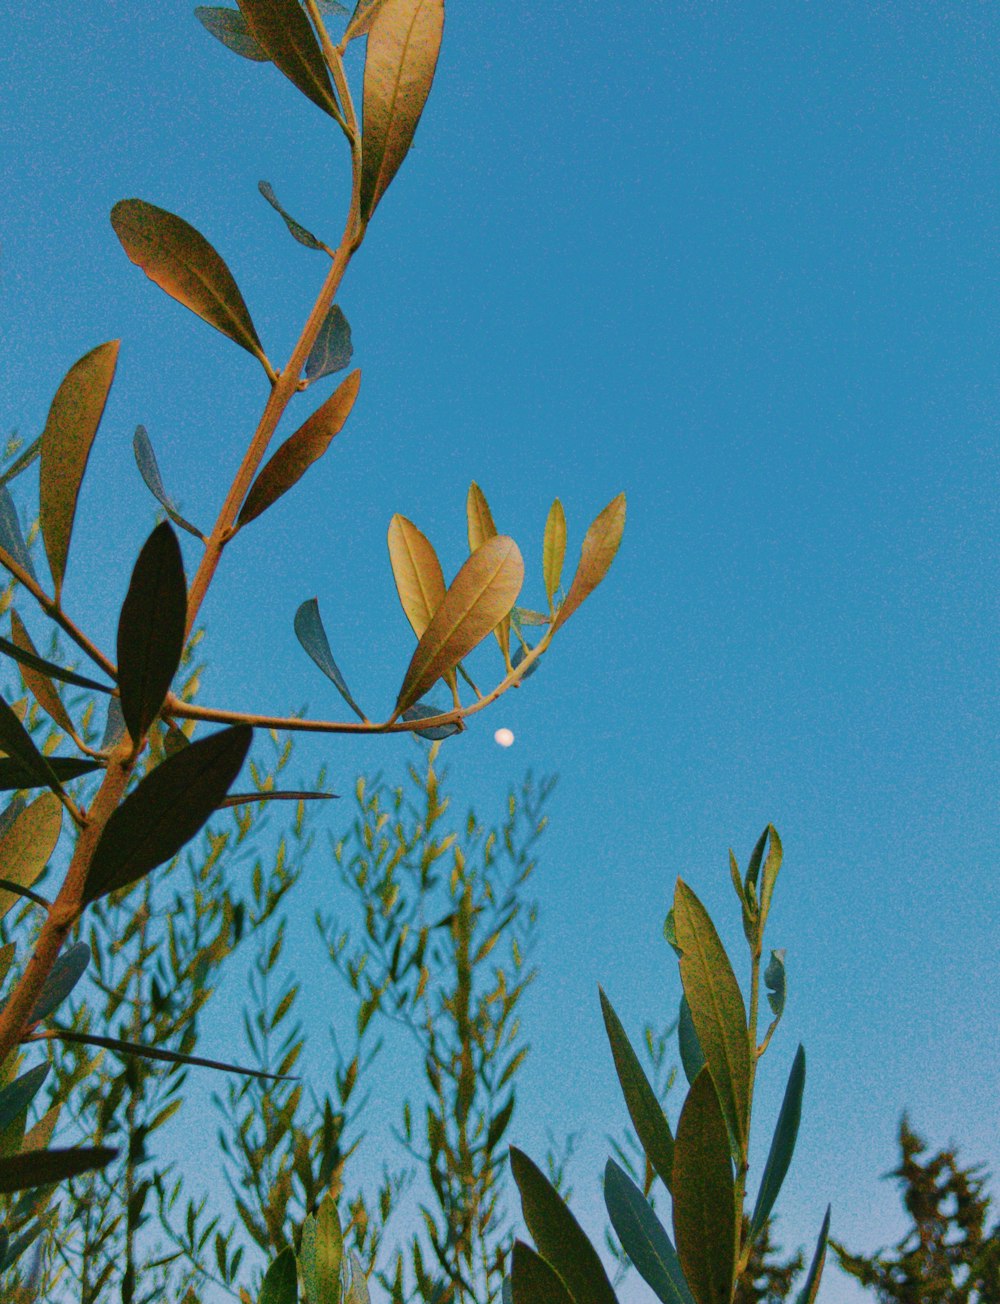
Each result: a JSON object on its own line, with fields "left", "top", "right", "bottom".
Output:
{"left": 750, "top": 1045, "right": 806, "bottom": 1243}
{"left": 194, "top": 6, "right": 270, "bottom": 60}
{"left": 305, "top": 305, "right": 354, "bottom": 381}
{"left": 259, "top": 180, "right": 325, "bottom": 250}
{"left": 672, "top": 1068, "right": 737, "bottom": 1304}
{"left": 237, "top": 0, "right": 340, "bottom": 119}
{"left": 293, "top": 598, "right": 365, "bottom": 720}
{"left": 552, "top": 492, "right": 626, "bottom": 633}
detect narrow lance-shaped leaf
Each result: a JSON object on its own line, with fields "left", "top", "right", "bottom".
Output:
{"left": 83, "top": 724, "right": 252, "bottom": 904}
{"left": 0, "top": 1066, "right": 49, "bottom": 1134}
{"left": 44, "top": 1028, "right": 295, "bottom": 1081}
{"left": 220, "top": 789, "right": 338, "bottom": 808}
{"left": 0, "top": 792, "right": 61, "bottom": 923}
{"left": 305, "top": 305, "right": 354, "bottom": 382}
{"left": 27, "top": 941, "right": 90, "bottom": 1025}
{"left": 101, "top": 697, "right": 126, "bottom": 752}
{"left": 0, "top": 484, "right": 37, "bottom": 581}
{"left": 467, "top": 482, "right": 511, "bottom": 663}
{"left": 671, "top": 1068, "right": 737, "bottom": 1304}
{"left": 259, "top": 181, "right": 326, "bottom": 251}
{"left": 194, "top": 6, "right": 270, "bottom": 60}
{"left": 0, "top": 696, "right": 64, "bottom": 796}
{"left": 750, "top": 1045, "right": 805, "bottom": 1241}
{"left": 237, "top": 0, "right": 340, "bottom": 118}
{"left": 794, "top": 1207, "right": 831, "bottom": 1304}
{"left": 600, "top": 988, "right": 674, "bottom": 1192}
{"left": 117, "top": 522, "right": 187, "bottom": 745}
{"left": 552, "top": 492, "right": 626, "bottom": 632}
{"left": 314, "top": 1192, "right": 344, "bottom": 1304}
{"left": 395, "top": 536, "right": 523, "bottom": 717}
{"left": 759, "top": 825, "right": 783, "bottom": 926}
{"left": 677, "top": 995, "right": 706, "bottom": 1088}
{"left": 603, "top": 1160, "right": 694, "bottom": 1304}
{"left": 509, "top": 1147, "right": 619, "bottom": 1304}
{"left": 0, "top": 438, "right": 41, "bottom": 490}
{"left": 9, "top": 611, "right": 76, "bottom": 738}
{"left": 543, "top": 498, "right": 566, "bottom": 606}
{"left": 111, "top": 200, "right": 264, "bottom": 360}
{"left": 387, "top": 514, "right": 458, "bottom": 701}
{"left": 0, "top": 1147, "right": 117, "bottom": 1193}
{"left": 344, "top": 0, "right": 390, "bottom": 42}
{"left": 238, "top": 370, "right": 360, "bottom": 526}
{"left": 673, "top": 878, "right": 750, "bottom": 1155}
{"left": 0, "top": 756, "right": 102, "bottom": 792}
{"left": 39, "top": 340, "right": 120, "bottom": 603}
{"left": 133, "top": 426, "right": 205, "bottom": 540}
{"left": 359, "top": 0, "right": 444, "bottom": 223}
{"left": 510, "top": 1241, "right": 574, "bottom": 1304}
{"left": 293, "top": 598, "right": 365, "bottom": 720}
{"left": 0, "top": 628, "right": 112, "bottom": 695}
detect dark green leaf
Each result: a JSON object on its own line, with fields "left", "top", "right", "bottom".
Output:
{"left": 744, "top": 827, "right": 769, "bottom": 898}
{"left": 83, "top": 724, "right": 252, "bottom": 903}
{"left": 510, "top": 1241, "right": 574, "bottom": 1304}
{"left": 663, "top": 908, "right": 681, "bottom": 957}
{"left": 0, "top": 1147, "right": 117, "bottom": 1193}
{"left": 133, "top": 426, "right": 205, "bottom": 540}
{"left": 237, "top": 0, "right": 339, "bottom": 119}
{"left": 0, "top": 696, "right": 64, "bottom": 795}
{"left": 794, "top": 1207, "right": 831, "bottom": 1304}
{"left": 28, "top": 942, "right": 90, "bottom": 1024}
{"left": 359, "top": 0, "right": 445, "bottom": 222}
{"left": 0, "top": 756, "right": 102, "bottom": 791}
{"left": 220, "top": 789, "right": 338, "bottom": 807}
{"left": 0, "top": 630, "right": 111, "bottom": 695}
{"left": 764, "top": 949, "right": 786, "bottom": 1019}
{"left": 260, "top": 1246, "right": 299, "bottom": 1304}
{"left": 0, "top": 439, "right": 41, "bottom": 490}
{"left": 511, "top": 643, "right": 540, "bottom": 680}
{"left": 117, "top": 522, "right": 187, "bottom": 746}
{"left": 0, "top": 485, "right": 37, "bottom": 582}
{"left": 677, "top": 996, "right": 705, "bottom": 1088}
{"left": 0, "top": 1066, "right": 49, "bottom": 1132}
{"left": 305, "top": 305, "right": 354, "bottom": 382}
{"left": 101, "top": 697, "right": 126, "bottom": 752}
{"left": 194, "top": 6, "right": 270, "bottom": 59}
{"left": 111, "top": 200, "right": 264, "bottom": 359}
{"left": 293, "top": 598, "right": 365, "bottom": 720}
{"left": 671, "top": 1069, "right": 736, "bottom": 1304}
{"left": 486, "top": 1095, "right": 515, "bottom": 1153}
{"left": 39, "top": 341, "right": 120, "bottom": 603}
{"left": 401, "top": 701, "right": 460, "bottom": 741}
{"left": 46, "top": 1028, "right": 294, "bottom": 1081}
{"left": 603, "top": 1160, "right": 693, "bottom": 1304}
{"left": 509, "top": 1146, "right": 619, "bottom": 1304}
{"left": 750, "top": 1046, "right": 805, "bottom": 1242}
{"left": 599, "top": 988, "right": 674, "bottom": 1193}
{"left": 259, "top": 181, "right": 325, "bottom": 251}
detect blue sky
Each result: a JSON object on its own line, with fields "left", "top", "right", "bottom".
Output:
{"left": 2, "top": 1, "right": 998, "bottom": 1299}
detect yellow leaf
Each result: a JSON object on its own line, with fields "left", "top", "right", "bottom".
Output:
{"left": 466, "top": 482, "right": 510, "bottom": 664}
{"left": 387, "top": 514, "right": 446, "bottom": 638}
{"left": 10, "top": 611, "right": 75, "bottom": 738}
{"left": 0, "top": 793, "right": 62, "bottom": 921}
{"left": 551, "top": 492, "right": 625, "bottom": 632}
{"left": 542, "top": 498, "right": 566, "bottom": 606}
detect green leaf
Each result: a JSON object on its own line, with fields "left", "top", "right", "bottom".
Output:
{"left": 467, "top": 482, "right": 511, "bottom": 663}
{"left": 133, "top": 426, "right": 205, "bottom": 540}
{"left": 543, "top": 498, "right": 566, "bottom": 606}
{"left": 0, "top": 438, "right": 41, "bottom": 490}
{"left": 744, "top": 827, "right": 769, "bottom": 898}
{"left": 0, "top": 485, "right": 37, "bottom": 581}
{"left": 83, "top": 725, "right": 252, "bottom": 903}
{"left": 486, "top": 1094, "right": 515, "bottom": 1153}
{"left": 395, "top": 536, "right": 524, "bottom": 716}
{"left": 603, "top": 1160, "right": 694, "bottom": 1304}
{"left": 0, "top": 1066, "right": 49, "bottom": 1133}
{"left": 111, "top": 200, "right": 264, "bottom": 360}
{"left": 293, "top": 598, "right": 365, "bottom": 720}
{"left": 509, "top": 1146, "right": 619, "bottom": 1304}
{"left": 794, "top": 1207, "right": 831, "bottom": 1304}
{"left": 0, "top": 696, "right": 64, "bottom": 796}
{"left": 551, "top": 493, "right": 626, "bottom": 632}
{"left": 677, "top": 995, "right": 706, "bottom": 1088}
{"left": 260, "top": 1246, "right": 299, "bottom": 1304}
{"left": 663, "top": 908, "right": 681, "bottom": 957}
{"left": 28, "top": 941, "right": 90, "bottom": 1024}
{"left": 673, "top": 879, "right": 750, "bottom": 1154}
{"left": 510, "top": 1240, "right": 574, "bottom": 1304}
{"left": 44, "top": 1028, "right": 294, "bottom": 1081}
{"left": 237, "top": 0, "right": 340, "bottom": 119}
{"left": 314, "top": 1192, "right": 344, "bottom": 1304}
{"left": 0, "top": 756, "right": 102, "bottom": 792}
{"left": 238, "top": 370, "right": 360, "bottom": 527}
{"left": 305, "top": 305, "right": 354, "bottom": 381}
{"left": 359, "top": 0, "right": 445, "bottom": 223}
{"left": 671, "top": 1069, "right": 737, "bottom": 1304}
{"left": 343, "top": 0, "right": 390, "bottom": 42}
{"left": 0, "top": 629, "right": 111, "bottom": 695}
{"left": 39, "top": 340, "right": 120, "bottom": 603}
{"left": 259, "top": 180, "right": 326, "bottom": 251}
{"left": 117, "top": 522, "right": 187, "bottom": 746}
{"left": 749, "top": 1045, "right": 805, "bottom": 1242}
{"left": 764, "top": 949, "right": 786, "bottom": 1019}
{"left": 220, "top": 789, "right": 338, "bottom": 808}
{"left": 511, "top": 642, "right": 540, "bottom": 681}
{"left": 599, "top": 988, "right": 674, "bottom": 1193}
{"left": 0, "top": 1147, "right": 117, "bottom": 1193}
{"left": 9, "top": 612, "right": 78, "bottom": 738}
{"left": 759, "top": 825, "right": 782, "bottom": 925}
{"left": 0, "top": 793, "right": 61, "bottom": 922}
{"left": 195, "top": 6, "right": 270, "bottom": 60}
{"left": 400, "top": 701, "right": 460, "bottom": 740}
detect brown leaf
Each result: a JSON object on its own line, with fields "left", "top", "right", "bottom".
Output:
{"left": 9, "top": 612, "right": 76, "bottom": 738}
{"left": 551, "top": 492, "right": 626, "bottom": 632}
{"left": 237, "top": 0, "right": 340, "bottom": 118}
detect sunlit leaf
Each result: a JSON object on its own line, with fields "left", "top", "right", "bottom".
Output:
{"left": 46, "top": 1028, "right": 294, "bottom": 1081}
{"left": 9, "top": 611, "right": 76, "bottom": 738}
{"left": 552, "top": 492, "right": 626, "bottom": 632}
{"left": 387, "top": 514, "right": 445, "bottom": 637}
{"left": 794, "top": 1207, "right": 831, "bottom": 1304}
{"left": 0, "top": 1066, "right": 49, "bottom": 1133}
{"left": 0, "top": 756, "right": 102, "bottom": 791}
{"left": 83, "top": 725, "right": 252, "bottom": 903}
{"left": 0, "top": 1147, "right": 117, "bottom": 1193}
{"left": 111, "top": 200, "right": 264, "bottom": 359}
{"left": 600, "top": 988, "right": 673, "bottom": 1193}
{"left": 509, "top": 1147, "right": 619, "bottom": 1304}
{"left": 671, "top": 1069, "right": 736, "bottom": 1304}
{"left": 117, "top": 522, "right": 187, "bottom": 746}
{"left": 28, "top": 941, "right": 90, "bottom": 1024}
{"left": 39, "top": 340, "right": 120, "bottom": 603}
{"left": 395, "top": 536, "right": 523, "bottom": 716}
{"left": 305, "top": 306, "right": 354, "bottom": 382}
{"left": 467, "top": 482, "right": 510, "bottom": 663}
{"left": 604, "top": 1161, "right": 693, "bottom": 1304}
{"left": 0, "top": 439, "right": 41, "bottom": 490}
{"left": 0, "top": 696, "right": 64, "bottom": 796}
{"left": 293, "top": 598, "right": 365, "bottom": 719}
{"left": 359, "top": 0, "right": 444, "bottom": 222}
{"left": 194, "top": 6, "right": 269, "bottom": 60}
{"left": 750, "top": 1045, "right": 805, "bottom": 1241}
{"left": 133, "top": 426, "right": 205, "bottom": 540}
{"left": 239, "top": 370, "right": 360, "bottom": 526}
{"left": 259, "top": 180, "right": 326, "bottom": 251}
{"left": 0, "top": 629, "right": 111, "bottom": 695}
{"left": 510, "top": 1240, "right": 574, "bottom": 1304}
{"left": 673, "top": 879, "right": 749, "bottom": 1154}
{"left": 314, "top": 1192, "right": 344, "bottom": 1304}
{"left": 0, "top": 793, "right": 62, "bottom": 922}
{"left": 343, "top": 0, "right": 390, "bottom": 42}
{"left": 237, "top": 0, "right": 340, "bottom": 118}
{"left": 543, "top": 498, "right": 566, "bottom": 606}
{"left": 0, "top": 485, "right": 37, "bottom": 582}
{"left": 764, "top": 949, "right": 786, "bottom": 1019}
{"left": 677, "top": 995, "right": 705, "bottom": 1088}
{"left": 401, "top": 700, "right": 460, "bottom": 740}
{"left": 512, "top": 606, "right": 549, "bottom": 626}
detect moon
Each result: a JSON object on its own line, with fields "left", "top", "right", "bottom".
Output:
{"left": 494, "top": 727, "right": 515, "bottom": 748}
